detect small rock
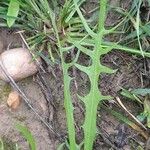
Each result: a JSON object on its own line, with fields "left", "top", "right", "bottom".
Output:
{"left": 7, "top": 91, "right": 21, "bottom": 109}
{"left": 0, "top": 48, "right": 40, "bottom": 82}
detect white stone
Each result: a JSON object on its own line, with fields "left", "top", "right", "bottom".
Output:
{"left": 0, "top": 48, "right": 40, "bottom": 82}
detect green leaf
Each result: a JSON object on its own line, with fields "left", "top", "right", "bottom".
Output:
{"left": 0, "top": 138, "right": 4, "bottom": 150}
{"left": 73, "top": 0, "right": 96, "bottom": 37}
{"left": 57, "top": 143, "right": 65, "bottom": 150}
{"left": 131, "top": 88, "right": 150, "bottom": 96}
{"left": 137, "top": 113, "right": 146, "bottom": 122}
{"left": 103, "top": 105, "right": 148, "bottom": 139}
{"left": 121, "top": 88, "right": 137, "bottom": 100}
{"left": 135, "top": 0, "right": 144, "bottom": 57}
{"left": 16, "top": 124, "right": 36, "bottom": 150}
{"left": 143, "top": 96, "right": 150, "bottom": 128}
{"left": 137, "top": 145, "right": 144, "bottom": 150}
{"left": 7, "top": 0, "right": 19, "bottom": 27}
{"left": 72, "top": 0, "right": 114, "bottom": 149}
{"left": 121, "top": 88, "right": 142, "bottom": 103}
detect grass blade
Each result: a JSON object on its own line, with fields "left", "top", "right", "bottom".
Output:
{"left": 135, "top": 0, "right": 144, "bottom": 57}
{"left": 73, "top": 0, "right": 95, "bottom": 37}
{"left": 16, "top": 124, "right": 36, "bottom": 150}
{"left": 0, "top": 138, "right": 4, "bottom": 150}
{"left": 102, "top": 105, "right": 148, "bottom": 139}
{"left": 7, "top": 0, "right": 19, "bottom": 27}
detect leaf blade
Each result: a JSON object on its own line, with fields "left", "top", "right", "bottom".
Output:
{"left": 16, "top": 124, "right": 36, "bottom": 150}
{"left": 7, "top": 0, "right": 20, "bottom": 27}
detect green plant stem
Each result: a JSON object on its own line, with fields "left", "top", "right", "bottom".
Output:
{"left": 98, "top": 0, "right": 107, "bottom": 32}
{"left": 72, "top": 0, "right": 114, "bottom": 149}
{"left": 61, "top": 64, "right": 77, "bottom": 150}
{"left": 102, "top": 42, "right": 150, "bottom": 57}
{"left": 83, "top": 0, "right": 109, "bottom": 149}
{"left": 52, "top": 11, "right": 77, "bottom": 150}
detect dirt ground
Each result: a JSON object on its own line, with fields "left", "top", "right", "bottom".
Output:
{"left": 0, "top": 0, "right": 150, "bottom": 150}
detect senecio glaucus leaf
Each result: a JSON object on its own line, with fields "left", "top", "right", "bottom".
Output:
{"left": 71, "top": 0, "right": 115, "bottom": 150}
{"left": 61, "top": 0, "right": 116, "bottom": 149}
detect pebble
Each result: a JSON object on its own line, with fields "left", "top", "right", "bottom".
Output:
{"left": 7, "top": 91, "right": 21, "bottom": 109}
{"left": 0, "top": 48, "right": 40, "bottom": 82}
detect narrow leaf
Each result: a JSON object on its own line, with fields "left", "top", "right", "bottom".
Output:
{"left": 103, "top": 105, "right": 148, "bottom": 139}
{"left": 131, "top": 88, "right": 150, "bottom": 96}
{"left": 7, "top": 0, "right": 19, "bottom": 27}
{"left": 0, "top": 138, "right": 4, "bottom": 150}
{"left": 100, "top": 65, "right": 117, "bottom": 74}
{"left": 121, "top": 88, "right": 142, "bottom": 104}
{"left": 135, "top": 0, "right": 144, "bottom": 57}
{"left": 57, "top": 143, "right": 65, "bottom": 150}
{"left": 73, "top": 0, "right": 96, "bottom": 37}
{"left": 16, "top": 124, "right": 36, "bottom": 150}
{"left": 143, "top": 96, "right": 150, "bottom": 128}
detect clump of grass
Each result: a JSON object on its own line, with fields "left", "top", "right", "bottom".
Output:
{"left": 113, "top": 0, "right": 150, "bottom": 52}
